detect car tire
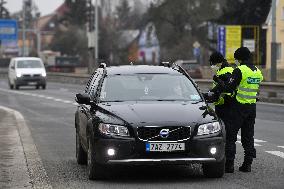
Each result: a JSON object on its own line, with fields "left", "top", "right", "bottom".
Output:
{"left": 15, "top": 85, "right": 19, "bottom": 90}
{"left": 202, "top": 158, "right": 225, "bottom": 178}
{"left": 87, "top": 136, "right": 107, "bottom": 180}
{"left": 42, "top": 85, "right": 46, "bottom": 90}
{"left": 76, "top": 131, "right": 87, "bottom": 165}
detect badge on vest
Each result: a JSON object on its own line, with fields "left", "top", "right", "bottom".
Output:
{"left": 247, "top": 77, "right": 261, "bottom": 84}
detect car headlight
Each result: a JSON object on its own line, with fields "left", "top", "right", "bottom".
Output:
{"left": 42, "top": 72, "right": 47, "bottom": 77}
{"left": 197, "top": 122, "right": 221, "bottom": 136}
{"left": 98, "top": 123, "right": 130, "bottom": 137}
{"left": 16, "top": 73, "right": 22, "bottom": 77}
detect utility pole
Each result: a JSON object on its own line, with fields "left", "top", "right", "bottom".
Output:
{"left": 22, "top": 0, "right": 26, "bottom": 56}
{"left": 94, "top": 0, "right": 99, "bottom": 66}
{"left": 271, "top": 0, "right": 277, "bottom": 82}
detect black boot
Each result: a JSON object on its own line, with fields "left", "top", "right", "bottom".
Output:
{"left": 225, "top": 160, "right": 234, "bottom": 173}
{"left": 239, "top": 163, "right": 251, "bottom": 172}
{"left": 239, "top": 157, "right": 252, "bottom": 172}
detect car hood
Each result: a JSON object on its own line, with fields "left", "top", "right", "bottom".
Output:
{"left": 16, "top": 68, "right": 46, "bottom": 75}
{"left": 97, "top": 101, "right": 217, "bottom": 127}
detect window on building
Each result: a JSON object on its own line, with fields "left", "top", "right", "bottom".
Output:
{"left": 276, "top": 43, "right": 282, "bottom": 61}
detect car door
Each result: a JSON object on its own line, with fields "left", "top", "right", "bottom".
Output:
{"left": 79, "top": 71, "right": 102, "bottom": 146}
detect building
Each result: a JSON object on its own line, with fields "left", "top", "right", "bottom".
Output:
{"left": 264, "top": 0, "right": 284, "bottom": 69}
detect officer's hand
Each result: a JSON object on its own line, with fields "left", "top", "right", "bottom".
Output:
{"left": 213, "top": 75, "right": 219, "bottom": 82}
{"left": 203, "top": 91, "right": 215, "bottom": 103}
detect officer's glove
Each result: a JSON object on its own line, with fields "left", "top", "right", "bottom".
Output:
{"left": 203, "top": 91, "right": 216, "bottom": 103}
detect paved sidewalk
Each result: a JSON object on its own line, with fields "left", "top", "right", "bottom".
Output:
{"left": 0, "top": 107, "right": 32, "bottom": 189}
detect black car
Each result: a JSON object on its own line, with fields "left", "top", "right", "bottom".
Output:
{"left": 75, "top": 64, "right": 225, "bottom": 180}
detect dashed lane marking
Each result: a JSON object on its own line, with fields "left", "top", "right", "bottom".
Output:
{"left": 237, "top": 135, "right": 267, "bottom": 143}
{"left": 266, "top": 151, "right": 284, "bottom": 159}
{"left": 0, "top": 88, "right": 77, "bottom": 106}
{"left": 236, "top": 141, "right": 262, "bottom": 147}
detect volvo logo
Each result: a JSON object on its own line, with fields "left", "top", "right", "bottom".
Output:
{"left": 159, "top": 129, "right": 170, "bottom": 138}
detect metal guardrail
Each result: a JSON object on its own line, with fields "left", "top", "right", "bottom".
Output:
{"left": 47, "top": 73, "right": 284, "bottom": 103}
{"left": 0, "top": 71, "right": 283, "bottom": 103}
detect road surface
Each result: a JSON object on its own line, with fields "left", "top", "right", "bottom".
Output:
{"left": 0, "top": 79, "right": 283, "bottom": 189}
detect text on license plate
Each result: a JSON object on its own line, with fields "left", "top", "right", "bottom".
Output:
{"left": 146, "top": 143, "right": 185, "bottom": 152}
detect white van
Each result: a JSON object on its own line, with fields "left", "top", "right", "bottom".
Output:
{"left": 8, "top": 57, "right": 47, "bottom": 90}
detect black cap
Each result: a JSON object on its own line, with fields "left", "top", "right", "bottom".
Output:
{"left": 234, "top": 47, "right": 251, "bottom": 61}
{"left": 209, "top": 52, "right": 225, "bottom": 65}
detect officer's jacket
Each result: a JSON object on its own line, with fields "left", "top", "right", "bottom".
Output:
{"left": 212, "top": 66, "right": 234, "bottom": 106}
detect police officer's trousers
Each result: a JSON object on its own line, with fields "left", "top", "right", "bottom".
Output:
{"left": 225, "top": 103, "right": 256, "bottom": 164}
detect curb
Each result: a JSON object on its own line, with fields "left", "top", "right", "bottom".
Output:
{"left": 0, "top": 106, "right": 53, "bottom": 189}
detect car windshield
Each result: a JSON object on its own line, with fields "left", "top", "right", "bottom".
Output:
{"left": 100, "top": 74, "right": 202, "bottom": 102}
{"left": 16, "top": 60, "right": 43, "bottom": 68}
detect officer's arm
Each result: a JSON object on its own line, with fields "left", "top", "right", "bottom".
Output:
{"left": 225, "top": 68, "right": 242, "bottom": 92}
{"left": 211, "top": 69, "right": 242, "bottom": 94}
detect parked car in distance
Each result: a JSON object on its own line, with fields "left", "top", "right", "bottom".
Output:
{"left": 8, "top": 57, "right": 47, "bottom": 90}
{"left": 175, "top": 60, "right": 202, "bottom": 79}
{"left": 75, "top": 64, "right": 225, "bottom": 180}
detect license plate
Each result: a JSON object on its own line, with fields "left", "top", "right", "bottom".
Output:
{"left": 146, "top": 143, "right": 185, "bottom": 152}
{"left": 28, "top": 82, "right": 37, "bottom": 85}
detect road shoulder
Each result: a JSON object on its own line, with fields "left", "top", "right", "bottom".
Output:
{"left": 0, "top": 106, "right": 52, "bottom": 189}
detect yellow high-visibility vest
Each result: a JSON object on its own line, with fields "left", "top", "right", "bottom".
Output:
{"left": 213, "top": 67, "right": 234, "bottom": 106}
{"left": 236, "top": 65, "right": 263, "bottom": 104}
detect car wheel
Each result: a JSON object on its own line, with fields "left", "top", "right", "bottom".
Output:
{"left": 87, "top": 136, "right": 107, "bottom": 180}
{"left": 202, "top": 158, "right": 225, "bottom": 178}
{"left": 76, "top": 131, "right": 87, "bottom": 165}
{"left": 42, "top": 85, "right": 46, "bottom": 90}
{"left": 15, "top": 85, "right": 19, "bottom": 90}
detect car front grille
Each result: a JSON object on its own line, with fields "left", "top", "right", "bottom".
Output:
{"left": 137, "top": 126, "right": 191, "bottom": 142}
{"left": 22, "top": 74, "right": 41, "bottom": 78}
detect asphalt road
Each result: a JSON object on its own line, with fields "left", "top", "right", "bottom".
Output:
{"left": 0, "top": 79, "right": 283, "bottom": 189}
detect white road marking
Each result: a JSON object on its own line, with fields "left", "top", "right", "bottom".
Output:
{"left": 266, "top": 151, "right": 284, "bottom": 159}
{"left": 237, "top": 135, "right": 267, "bottom": 143}
{"left": 236, "top": 141, "right": 262, "bottom": 147}
{"left": 257, "top": 102, "right": 284, "bottom": 107}
{"left": 278, "top": 146, "right": 284, "bottom": 149}
{"left": 0, "top": 87, "right": 76, "bottom": 106}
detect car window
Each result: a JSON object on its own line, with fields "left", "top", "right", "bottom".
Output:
{"left": 16, "top": 60, "right": 43, "bottom": 68}
{"left": 100, "top": 74, "right": 202, "bottom": 102}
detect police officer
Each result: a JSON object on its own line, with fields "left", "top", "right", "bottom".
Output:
{"left": 213, "top": 47, "right": 263, "bottom": 173}
{"left": 208, "top": 52, "right": 234, "bottom": 116}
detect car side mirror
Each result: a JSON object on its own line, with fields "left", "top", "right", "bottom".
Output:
{"left": 75, "top": 93, "right": 92, "bottom": 105}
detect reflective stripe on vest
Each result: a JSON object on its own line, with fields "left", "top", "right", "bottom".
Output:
{"left": 213, "top": 66, "right": 234, "bottom": 106}
{"left": 236, "top": 65, "right": 263, "bottom": 104}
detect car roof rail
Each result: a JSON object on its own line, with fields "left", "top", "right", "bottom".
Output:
{"left": 159, "top": 61, "right": 171, "bottom": 67}
{"left": 171, "top": 62, "right": 188, "bottom": 76}
{"left": 99, "top": 62, "right": 107, "bottom": 69}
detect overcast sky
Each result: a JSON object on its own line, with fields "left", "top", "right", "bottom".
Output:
{"left": 6, "top": 0, "right": 64, "bottom": 16}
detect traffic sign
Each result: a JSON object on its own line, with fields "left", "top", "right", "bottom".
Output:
{"left": 0, "top": 19, "right": 18, "bottom": 54}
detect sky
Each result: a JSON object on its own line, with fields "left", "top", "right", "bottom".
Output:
{"left": 6, "top": 0, "right": 64, "bottom": 16}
